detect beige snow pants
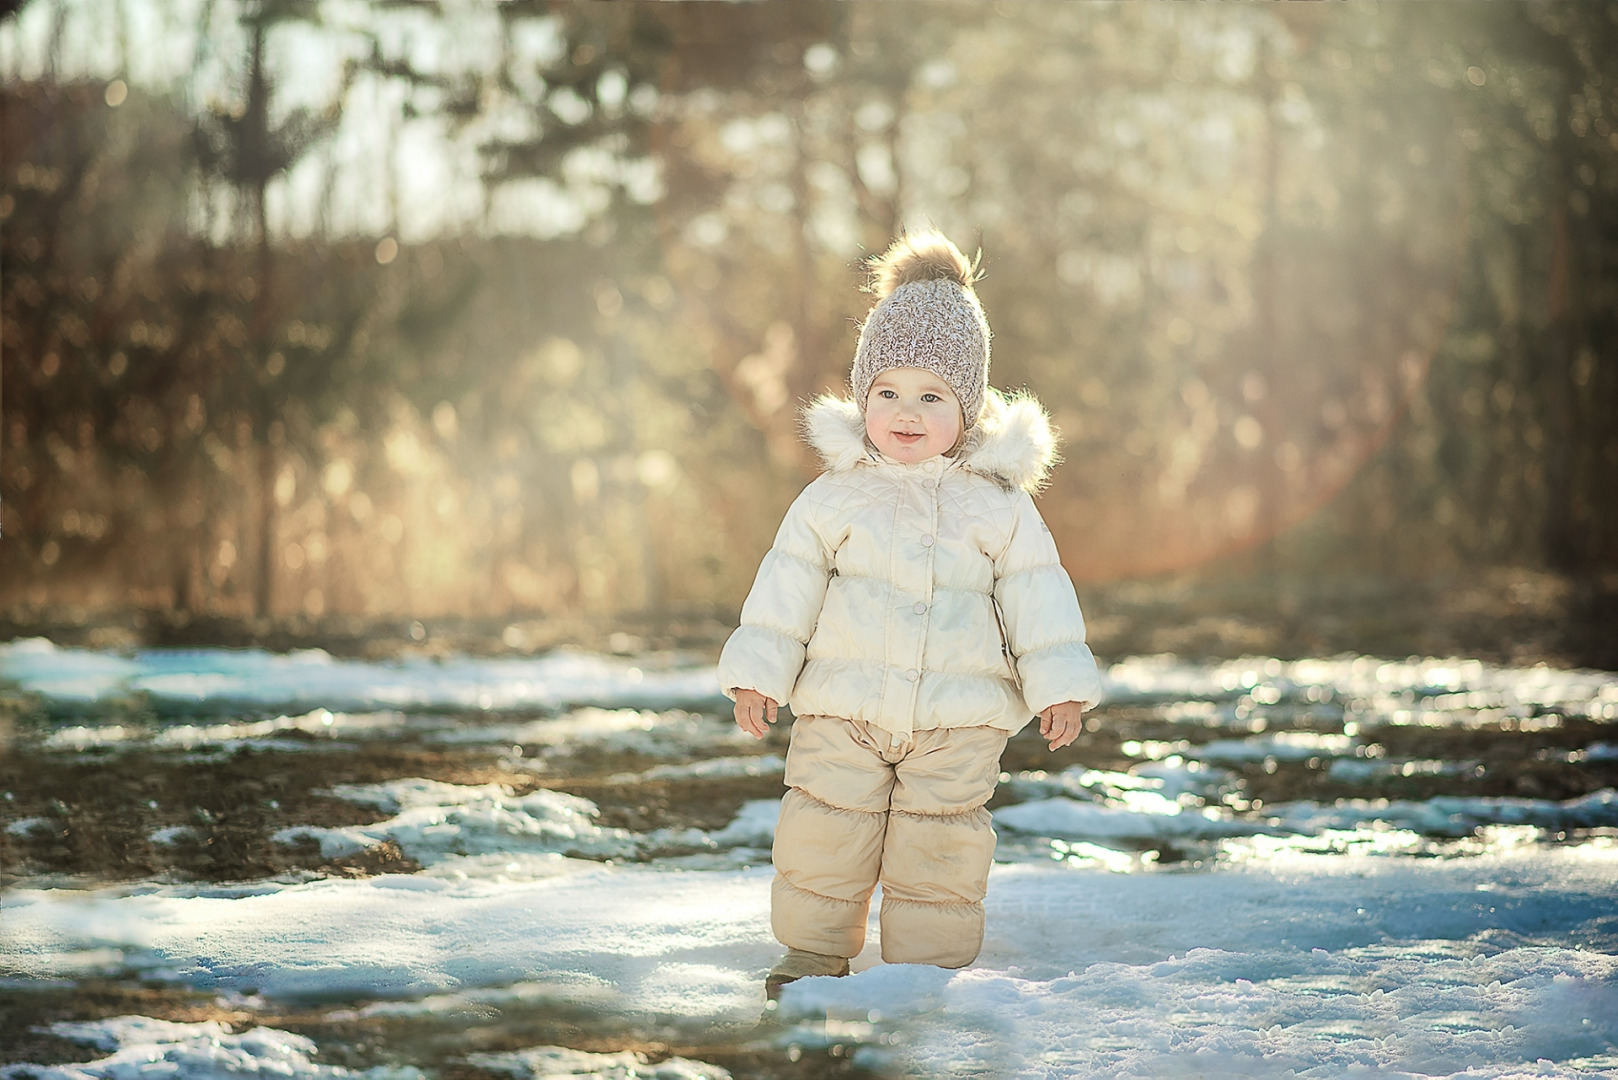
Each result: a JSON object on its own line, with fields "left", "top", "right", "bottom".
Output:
{"left": 771, "top": 714, "right": 1008, "bottom": 968}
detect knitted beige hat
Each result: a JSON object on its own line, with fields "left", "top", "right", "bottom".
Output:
{"left": 851, "top": 232, "right": 991, "bottom": 430}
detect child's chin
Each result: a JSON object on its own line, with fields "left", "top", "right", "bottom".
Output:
{"left": 884, "top": 438, "right": 934, "bottom": 458}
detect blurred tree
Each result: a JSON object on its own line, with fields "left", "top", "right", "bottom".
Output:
{"left": 1, "top": 0, "right": 1615, "bottom": 631}
{"left": 1, "top": 77, "right": 206, "bottom": 608}
{"left": 1289, "top": 2, "right": 1618, "bottom": 580}
{"left": 190, "top": 0, "right": 343, "bottom": 617}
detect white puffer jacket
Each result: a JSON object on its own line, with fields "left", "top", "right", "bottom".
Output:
{"left": 718, "top": 389, "right": 1104, "bottom": 738}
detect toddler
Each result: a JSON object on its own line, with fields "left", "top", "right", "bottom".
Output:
{"left": 717, "top": 232, "right": 1103, "bottom": 996}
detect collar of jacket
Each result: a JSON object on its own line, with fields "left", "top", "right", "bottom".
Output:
{"left": 799, "top": 387, "right": 1060, "bottom": 494}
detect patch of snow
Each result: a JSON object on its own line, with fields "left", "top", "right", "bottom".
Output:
{"left": 1102, "top": 654, "right": 1618, "bottom": 728}
{"left": 777, "top": 943, "right": 1618, "bottom": 1080}
{"left": 465, "top": 1044, "right": 730, "bottom": 1079}
{"left": 996, "top": 796, "right": 1251, "bottom": 843}
{"left": 704, "top": 799, "right": 780, "bottom": 848}
{"left": 43, "top": 725, "right": 137, "bottom": 751}
{"left": 0, "top": 865, "right": 782, "bottom": 1017}
{"left": 320, "top": 974, "right": 618, "bottom": 1021}
{"left": 0, "top": 640, "right": 724, "bottom": 715}
{"left": 273, "top": 825, "right": 376, "bottom": 861}
{"left": 0, "top": 638, "right": 141, "bottom": 704}
{"left": 5, "top": 816, "right": 53, "bottom": 837}
{"left": 1327, "top": 756, "right": 1473, "bottom": 782}
{"left": 1129, "top": 758, "right": 1230, "bottom": 799}
{"left": 151, "top": 709, "right": 407, "bottom": 749}
{"left": 441, "top": 708, "right": 752, "bottom": 759}
{"left": 1264, "top": 789, "right": 1618, "bottom": 838}
{"left": 37, "top": 711, "right": 421, "bottom": 754}
{"left": 325, "top": 778, "right": 512, "bottom": 814}
{"left": 274, "top": 779, "right": 777, "bottom": 869}
{"left": 281, "top": 781, "right": 643, "bottom": 865}
{"left": 995, "top": 789, "right": 1618, "bottom": 846}
{"left": 634, "top": 754, "right": 785, "bottom": 782}
{"left": 416, "top": 852, "right": 598, "bottom": 884}
{"left": 0, "top": 1015, "right": 423, "bottom": 1079}
{"left": 1004, "top": 761, "right": 1231, "bottom": 806}
{"left": 1191, "top": 730, "right": 1355, "bottom": 763}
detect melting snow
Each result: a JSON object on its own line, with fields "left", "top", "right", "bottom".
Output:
{"left": 0, "top": 1016, "right": 425, "bottom": 1079}
{"left": 466, "top": 1045, "right": 730, "bottom": 1079}
{"left": 4, "top": 642, "right": 1616, "bottom": 1078}
{"left": 4, "top": 846, "right": 1617, "bottom": 1077}
{"left": 271, "top": 780, "right": 775, "bottom": 870}
{"left": 0, "top": 639, "right": 724, "bottom": 714}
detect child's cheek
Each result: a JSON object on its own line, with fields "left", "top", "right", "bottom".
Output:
{"left": 863, "top": 400, "right": 886, "bottom": 444}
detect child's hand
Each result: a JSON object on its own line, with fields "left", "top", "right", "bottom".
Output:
{"left": 733, "top": 688, "right": 779, "bottom": 740}
{"left": 1039, "top": 701, "right": 1085, "bottom": 751}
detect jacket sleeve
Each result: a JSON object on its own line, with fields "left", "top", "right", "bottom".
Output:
{"left": 716, "top": 482, "right": 835, "bottom": 705}
{"left": 992, "top": 490, "right": 1105, "bottom": 714}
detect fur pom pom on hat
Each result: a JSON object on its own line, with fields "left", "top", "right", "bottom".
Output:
{"left": 851, "top": 231, "right": 992, "bottom": 430}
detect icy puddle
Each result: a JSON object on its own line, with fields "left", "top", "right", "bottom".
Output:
{"left": 2, "top": 640, "right": 1617, "bottom": 1079}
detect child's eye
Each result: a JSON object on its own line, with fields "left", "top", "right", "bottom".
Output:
{"left": 922, "top": 393, "right": 941, "bottom": 403}
{"left": 879, "top": 389, "right": 897, "bottom": 398}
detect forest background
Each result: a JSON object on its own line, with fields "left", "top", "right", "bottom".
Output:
{"left": 2, "top": 0, "right": 1615, "bottom": 667}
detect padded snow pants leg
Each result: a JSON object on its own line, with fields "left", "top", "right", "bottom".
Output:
{"left": 771, "top": 715, "right": 1008, "bottom": 968}
{"left": 878, "top": 725, "right": 1005, "bottom": 967}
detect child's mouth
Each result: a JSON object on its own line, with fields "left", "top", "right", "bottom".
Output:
{"left": 892, "top": 432, "right": 924, "bottom": 444}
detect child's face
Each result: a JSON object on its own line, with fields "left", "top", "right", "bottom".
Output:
{"left": 865, "top": 367, "right": 963, "bottom": 463}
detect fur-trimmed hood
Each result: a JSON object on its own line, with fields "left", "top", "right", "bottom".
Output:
{"left": 800, "top": 387, "right": 1059, "bottom": 494}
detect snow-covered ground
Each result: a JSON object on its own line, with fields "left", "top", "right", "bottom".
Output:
{"left": 5, "top": 638, "right": 1615, "bottom": 723}
{"left": 2, "top": 639, "right": 1616, "bottom": 1079}
{"left": 8, "top": 844, "right": 1618, "bottom": 1078}
{"left": 0, "top": 638, "right": 725, "bottom": 714}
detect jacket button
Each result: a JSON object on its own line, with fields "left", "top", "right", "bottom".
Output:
{"left": 924, "top": 479, "right": 937, "bottom": 489}
{"left": 905, "top": 668, "right": 918, "bottom": 681}
{"left": 913, "top": 602, "right": 927, "bottom": 614}
{"left": 920, "top": 534, "right": 934, "bottom": 547}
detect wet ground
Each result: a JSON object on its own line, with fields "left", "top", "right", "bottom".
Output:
{"left": 3, "top": 704, "right": 1615, "bottom": 891}
{"left": 2, "top": 632, "right": 1616, "bottom": 1078}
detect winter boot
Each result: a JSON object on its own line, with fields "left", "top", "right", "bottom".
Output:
{"left": 764, "top": 948, "right": 850, "bottom": 1001}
